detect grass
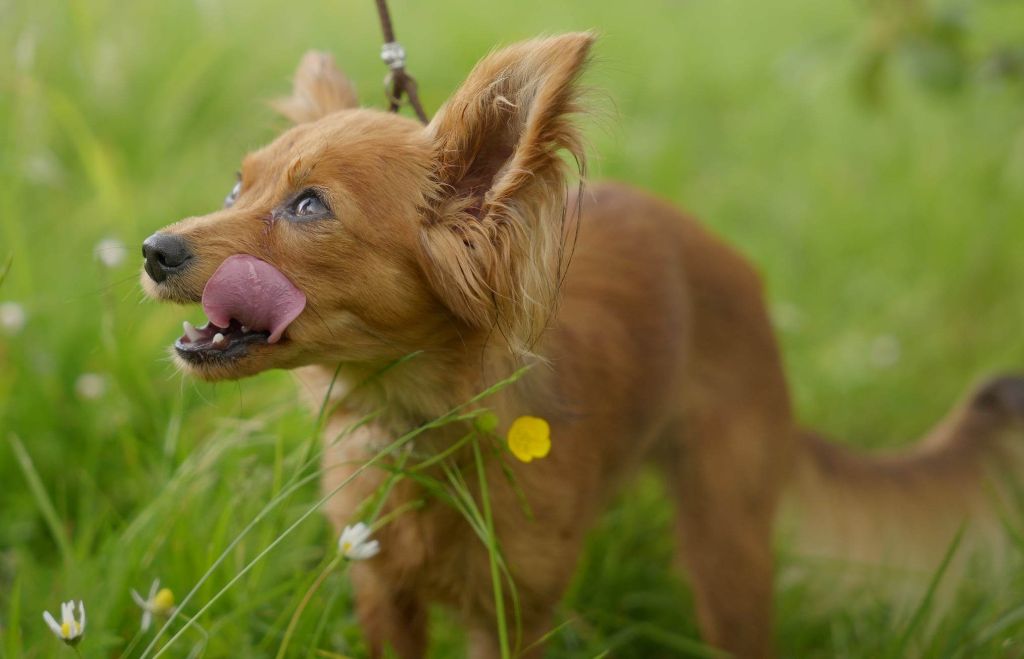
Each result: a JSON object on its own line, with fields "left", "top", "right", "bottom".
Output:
{"left": 1, "top": 0, "right": 1023, "bottom": 656}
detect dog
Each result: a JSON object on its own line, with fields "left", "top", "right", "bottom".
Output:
{"left": 142, "top": 33, "right": 1024, "bottom": 658}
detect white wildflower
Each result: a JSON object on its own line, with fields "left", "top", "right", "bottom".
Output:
{"left": 0, "top": 302, "right": 26, "bottom": 335}
{"left": 771, "top": 301, "right": 803, "bottom": 333}
{"left": 94, "top": 237, "right": 127, "bottom": 268}
{"left": 338, "top": 522, "right": 380, "bottom": 560}
{"left": 15, "top": 30, "right": 36, "bottom": 72}
{"left": 75, "top": 373, "right": 107, "bottom": 400}
{"left": 870, "top": 334, "right": 902, "bottom": 369}
{"left": 131, "top": 579, "right": 175, "bottom": 632}
{"left": 24, "top": 150, "right": 64, "bottom": 186}
{"left": 42, "top": 600, "right": 85, "bottom": 646}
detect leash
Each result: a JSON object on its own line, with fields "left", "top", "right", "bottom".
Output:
{"left": 374, "top": 0, "right": 429, "bottom": 124}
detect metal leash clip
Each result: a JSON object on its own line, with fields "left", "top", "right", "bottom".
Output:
{"left": 380, "top": 41, "right": 406, "bottom": 71}
{"left": 374, "top": 0, "right": 429, "bottom": 123}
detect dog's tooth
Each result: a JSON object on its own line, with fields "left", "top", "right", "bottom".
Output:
{"left": 240, "top": 325, "right": 249, "bottom": 333}
{"left": 182, "top": 320, "right": 202, "bottom": 343}
{"left": 212, "top": 332, "right": 227, "bottom": 348}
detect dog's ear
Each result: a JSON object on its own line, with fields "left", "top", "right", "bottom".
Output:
{"left": 421, "top": 32, "right": 594, "bottom": 355}
{"left": 272, "top": 51, "right": 359, "bottom": 123}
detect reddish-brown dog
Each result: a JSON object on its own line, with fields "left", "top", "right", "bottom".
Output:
{"left": 142, "top": 33, "right": 1024, "bottom": 658}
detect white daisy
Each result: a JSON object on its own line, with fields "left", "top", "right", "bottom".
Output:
{"left": 338, "top": 522, "right": 380, "bottom": 560}
{"left": 42, "top": 600, "right": 85, "bottom": 646}
{"left": 75, "top": 373, "right": 107, "bottom": 400}
{"left": 870, "top": 334, "right": 902, "bottom": 369}
{"left": 131, "top": 578, "right": 175, "bottom": 632}
{"left": 94, "top": 237, "right": 127, "bottom": 268}
{"left": 0, "top": 302, "right": 26, "bottom": 335}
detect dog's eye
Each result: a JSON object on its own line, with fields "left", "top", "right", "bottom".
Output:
{"left": 290, "top": 189, "right": 329, "bottom": 219}
{"left": 224, "top": 180, "right": 241, "bottom": 208}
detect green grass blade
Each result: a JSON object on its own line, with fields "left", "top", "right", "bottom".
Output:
{"left": 472, "top": 438, "right": 511, "bottom": 659}
{"left": 2, "top": 576, "right": 22, "bottom": 659}
{"left": 7, "top": 434, "right": 74, "bottom": 567}
{"left": 894, "top": 524, "right": 965, "bottom": 655}
{"left": 0, "top": 254, "right": 12, "bottom": 288}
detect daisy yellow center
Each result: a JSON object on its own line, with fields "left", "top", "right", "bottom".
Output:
{"left": 153, "top": 588, "right": 175, "bottom": 614}
{"left": 60, "top": 621, "right": 71, "bottom": 638}
{"left": 342, "top": 541, "right": 353, "bottom": 552}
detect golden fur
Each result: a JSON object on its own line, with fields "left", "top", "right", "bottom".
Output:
{"left": 143, "top": 33, "right": 1024, "bottom": 658}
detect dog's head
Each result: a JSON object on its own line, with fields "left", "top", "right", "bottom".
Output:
{"left": 142, "top": 33, "right": 593, "bottom": 381}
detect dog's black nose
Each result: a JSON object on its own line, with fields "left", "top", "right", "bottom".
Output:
{"left": 142, "top": 233, "right": 193, "bottom": 283}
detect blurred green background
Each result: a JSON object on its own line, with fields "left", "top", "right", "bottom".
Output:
{"left": 2, "top": 0, "right": 1023, "bottom": 656}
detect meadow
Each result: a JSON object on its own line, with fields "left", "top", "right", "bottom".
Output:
{"left": 2, "top": 0, "right": 1024, "bottom": 656}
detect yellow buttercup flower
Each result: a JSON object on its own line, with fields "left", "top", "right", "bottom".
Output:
{"left": 507, "top": 416, "right": 551, "bottom": 463}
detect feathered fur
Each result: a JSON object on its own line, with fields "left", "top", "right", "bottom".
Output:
{"left": 141, "top": 33, "right": 1024, "bottom": 659}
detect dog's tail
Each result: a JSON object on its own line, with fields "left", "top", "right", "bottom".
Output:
{"left": 785, "top": 375, "right": 1024, "bottom": 578}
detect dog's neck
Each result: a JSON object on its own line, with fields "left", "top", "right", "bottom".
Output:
{"left": 293, "top": 340, "right": 544, "bottom": 434}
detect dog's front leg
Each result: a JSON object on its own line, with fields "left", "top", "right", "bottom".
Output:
{"left": 350, "top": 563, "right": 426, "bottom": 659}
{"left": 319, "top": 409, "right": 429, "bottom": 657}
{"left": 467, "top": 618, "right": 551, "bottom": 659}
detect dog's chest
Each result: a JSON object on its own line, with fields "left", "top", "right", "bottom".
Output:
{"left": 320, "top": 415, "right": 494, "bottom": 603}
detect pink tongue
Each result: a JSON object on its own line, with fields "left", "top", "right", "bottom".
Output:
{"left": 201, "top": 254, "right": 306, "bottom": 344}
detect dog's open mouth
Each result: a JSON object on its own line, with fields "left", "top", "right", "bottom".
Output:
{"left": 173, "top": 254, "right": 306, "bottom": 365}
{"left": 176, "top": 318, "right": 272, "bottom": 361}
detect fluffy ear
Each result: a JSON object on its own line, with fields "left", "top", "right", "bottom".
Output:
{"left": 421, "top": 32, "right": 595, "bottom": 355}
{"left": 272, "top": 51, "right": 359, "bottom": 123}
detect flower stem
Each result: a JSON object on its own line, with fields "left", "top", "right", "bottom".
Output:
{"left": 409, "top": 431, "right": 475, "bottom": 472}
{"left": 472, "top": 438, "right": 511, "bottom": 659}
{"left": 275, "top": 554, "right": 343, "bottom": 659}
{"left": 370, "top": 497, "right": 425, "bottom": 531}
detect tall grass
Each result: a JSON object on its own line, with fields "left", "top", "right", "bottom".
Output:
{"left": 2, "top": 0, "right": 1023, "bottom": 656}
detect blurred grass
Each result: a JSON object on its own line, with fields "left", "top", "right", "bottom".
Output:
{"left": 1, "top": 0, "right": 1023, "bottom": 656}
